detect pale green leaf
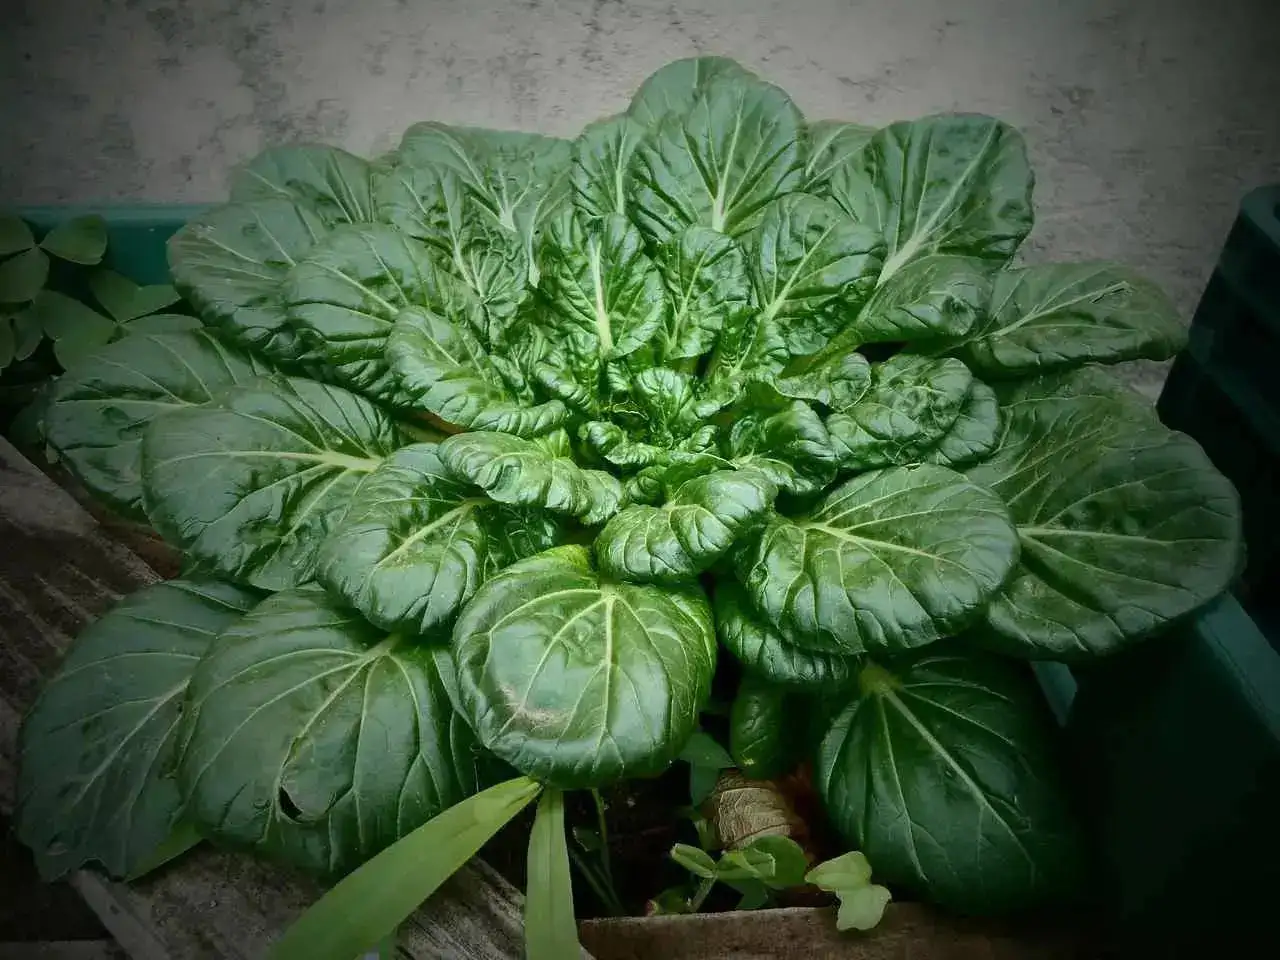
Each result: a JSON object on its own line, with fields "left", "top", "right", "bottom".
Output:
{"left": 525, "top": 788, "right": 580, "bottom": 960}
{"left": 40, "top": 215, "right": 107, "bottom": 264}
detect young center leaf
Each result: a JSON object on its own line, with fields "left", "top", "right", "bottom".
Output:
{"left": 739, "top": 464, "right": 1020, "bottom": 654}
{"left": 317, "top": 443, "right": 562, "bottom": 635}
{"left": 15, "top": 580, "right": 260, "bottom": 882}
{"left": 143, "top": 376, "right": 402, "bottom": 590}
{"left": 816, "top": 652, "right": 1086, "bottom": 914}
{"left": 44, "top": 330, "right": 273, "bottom": 516}
{"left": 964, "top": 369, "right": 1242, "bottom": 660}
{"left": 439, "top": 430, "right": 624, "bottom": 526}
{"left": 596, "top": 468, "right": 777, "bottom": 583}
{"left": 829, "top": 115, "right": 1034, "bottom": 282}
{"left": 452, "top": 545, "right": 717, "bottom": 789}
{"left": 167, "top": 199, "right": 328, "bottom": 362}
{"left": 177, "top": 588, "right": 487, "bottom": 878}
{"left": 654, "top": 226, "right": 755, "bottom": 362}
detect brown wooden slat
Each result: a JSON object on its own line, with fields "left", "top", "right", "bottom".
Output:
{"left": 0, "top": 437, "right": 547, "bottom": 960}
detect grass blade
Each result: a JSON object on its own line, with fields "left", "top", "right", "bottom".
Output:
{"left": 270, "top": 776, "right": 542, "bottom": 960}
{"left": 525, "top": 787, "right": 580, "bottom": 960}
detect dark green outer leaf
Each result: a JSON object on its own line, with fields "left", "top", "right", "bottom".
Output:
{"left": 16, "top": 580, "right": 259, "bottom": 881}
{"left": 143, "top": 375, "right": 402, "bottom": 591}
{"left": 829, "top": 115, "right": 1033, "bottom": 282}
{"left": 837, "top": 254, "right": 993, "bottom": 349}
{"left": 596, "top": 469, "right": 777, "bottom": 583}
{"left": 45, "top": 330, "right": 272, "bottom": 517}
{"left": 740, "top": 464, "right": 1020, "bottom": 654}
{"left": 167, "top": 199, "right": 328, "bottom": 362}
{"left": 938, "top": 262, "right": 1187, "bottom": 377}
{"left": 748, "top": 195, "right": 885, "bottom": 356}
{"left": 815, "top": 651, "right": 1085, "bottom": 913}
{"left": 439, "top": 430, "right": 624, "bottom": 526}
{"left": 628, "top": 76, "right": 804, "bottom": 243}
{"left": 802, "top": 120, "right": 877, "bottom": 194}
{"left": 178, "top": 588, "right": 485, "bottom": 879}
{"left": 387, "top": 305, "right": 567, "bottom": 436}
{"left": 230, "top": 145, "right": 376, "bottom": 224}
{"left": 655, "top": 226, "right": 755, "bottom": 362}
{"left": 285, "top": 223, "right": 449, "bottom": 405}
{"left": 453, "top": 545, "right": 717, "bottom": 789}
{"left": 825, "top": 355, "right": 974, "bottom": 471}
{"left": 572, "top": 114, "right": 647, "bottom": 222}
{"left": 626, "top": 56, "right": 758, "bottom": 128}
{"left": 540, "top": 213, "right": 668, "bottom": 364}
{"left": 715, "top": 580, "right": 855, "bottom": 688}
{"left": 964, "top": 369, "right": 1241, "bottom": 659}
{"left": 729, "top": 675, "right": 798, "bottom": 779}
{"left": 318, "top": 443, "right": 562, "bottom": 635}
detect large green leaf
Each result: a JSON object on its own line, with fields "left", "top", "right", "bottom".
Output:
{"left": 726, "top": 397, "right": 836, "bottom": 495}
{"left": 318, "top": 443, "right": 562, "bottom": 634}
{"left": 715, "top": 580, "right": 855, "bottom": 689}
{"left": 387, "top": 304, "right": 567, "bottom": 436}
{"left": 438, "top": 431, "right": 624, "bottom": 526}
{"left": 572, "top": 114, "right": 647, "bottom": 222}
{"left": 802, "top": 120, "right": 877, "bottom": 194}
{"left": 740, "top": 464, "right": 1019, "bottom": 654}
{"left": 654, "top": 226, "right": 755, "bottom": 362}
{"left": 45, "top": 330, "right": 271, "bottom": 516}
{"left": 230, "top": 145, "right": 377, "bottom": 224}
{"left": 596, "top": 469, "right": 777, "bottom": 583}
{"left": 15, "top": 580, "right": 259, "bottom": 881}
{"left": 829, "top": 115, "right": 1033, "bottom": 282}
{"left": 284, "top": 223, "right": 453, "bottom": 404}
{"left": 143, "top": 375, "right": 402, "bottom": 590}
{"left": 374, "top": 166, "right": 530, "bottom": 333}
{"left": 729, "top": 674, "right": 800, "bottom": 779}
{"left": 453, "top": 545, "right": 717, "bottom": 789}
{"left": 395, "top": 124, "right": 571, "bottom": 280}
{"left": 927, "top": 262, "right": 1186, "bottom": 377}
{"left": 540, "top": 212, "right": 668, "bottom": 365}
{"left": 268, "top": 777, "right": 541, "bottom": 960}
{"left": 167, "top": 199, "right": 327, "bottom": 361}
{"left": 177, "top": 588, "right": 485, "bottom": 879}
{"left": 815, "top": 651, "right": 1085, "bottom": 913}
{"left": 825, "top": 355, "right": 975, "bottom": 471}
{"left": 772, "top": 351, "right": 871, "bottom": 413}
{"left": 838, "top": 254, "right": 993, "bottom": 348}
{"left": 963, "top": 369, "right": 1241, "bottom": 659}
{"left": 748, "top": 195, "right": 885, "bottom": 355}
{"left": 627, "top": 56, "right": 758, "bottom": 128}
{"left": 628, "top": 75, "right": 804, "bottom": 243}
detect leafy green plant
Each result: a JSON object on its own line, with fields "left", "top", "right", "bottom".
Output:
{"left": 806, "top": 852, "right": 892, "bottom": 932}
{"left": 14, "top": 56, "right": 1243, "bottom": 959}
{"left": 667, "top": 835, "right": 810, "bottom": 913}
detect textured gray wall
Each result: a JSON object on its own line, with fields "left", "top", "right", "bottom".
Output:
{"left": 3, "top": 0, "right": 1278, "bottom": 387}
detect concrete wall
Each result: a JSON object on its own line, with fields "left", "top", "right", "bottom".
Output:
{"left": 3, "top": 0, "right": 1278, "bottom": 386}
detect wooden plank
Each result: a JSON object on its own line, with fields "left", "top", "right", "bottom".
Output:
{"left": 0, "top": 437, "right": 542, "bottom": 960}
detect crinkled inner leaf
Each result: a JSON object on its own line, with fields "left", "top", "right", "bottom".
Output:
{"left": 452, "top": 545, "right": 716, "bottom": 788}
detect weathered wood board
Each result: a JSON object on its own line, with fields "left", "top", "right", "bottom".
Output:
{"left": 0, "top": 437, "right": 538, "bottom": 960}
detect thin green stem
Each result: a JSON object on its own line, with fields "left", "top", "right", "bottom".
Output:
{"left": 688, "top": 876, "right": 717, "bottom": 913}
{"left": 567, "top": 845, "right": 625, "bottom": 917}
{"left": 590, "top": 789, "right": 614, "bottom": 889}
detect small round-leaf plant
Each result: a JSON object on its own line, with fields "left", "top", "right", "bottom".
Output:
{"left": 16, "top": 57, "right": 1242, "bottom": 959}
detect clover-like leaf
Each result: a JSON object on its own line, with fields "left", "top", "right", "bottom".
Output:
{"left": 740, "top": 464, "right": 1019, "bottom": 654}
{"left": 596, "top": 469, "right": 776, "bottom": 583}
{"left": 40, "top": 215, "right": 108, "bottom": 265}
{"left": 15, "top": 580, "right": 259, "bottom": 881}
{"left": 178, "top": 587, "right": 484, "bottom": 879}
{"left": 453, "top": 545, "right": 717, "bottom": 788}
{"left": 0, "top": 247, "right": 50, "bottom": 302}
{"left": 318, "top": 443, "right": 561, "bottom": 634}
